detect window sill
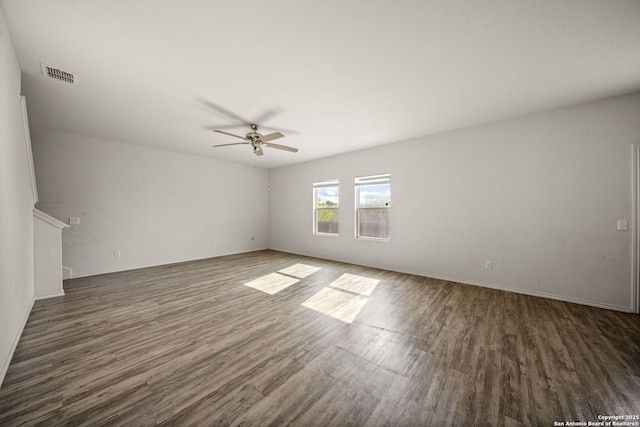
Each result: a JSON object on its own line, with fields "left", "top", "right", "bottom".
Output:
{"left": 355, "top": 236, "right": 390, "bottom": 242}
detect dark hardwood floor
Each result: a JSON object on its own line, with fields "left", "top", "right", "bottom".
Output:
{"left": 1, "top": 250, "right": 639, "bottom": 426}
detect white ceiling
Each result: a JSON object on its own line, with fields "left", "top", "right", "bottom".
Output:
{"left": 2, "top": 0, "right": 639, "bottom": 169}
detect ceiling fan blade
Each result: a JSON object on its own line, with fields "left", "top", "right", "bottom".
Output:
{"left": 251, "top": 108, "right": 282, "bottom": 126}
{"left": 263, "top": 142, "right": 298, "bottom": 153}
{"left": 260, "top": 132, "right": 285, "bottom": 142}
{"left": 201, "top": 100, "right": 249, "bottom": 125}
{"left": 212, "top": 142, "right": 249, "bottom": 148}
{"left": 214, "top": 130, "right": 247, "bottom": 141}
{"left": 259, "top": 125, "right": 299, "bottom": 135}
{"left": 206, "top": 124, "right": 247, "bottom": 131}
{"left": 254, "top": 145, "right": 264, "bottom": 156}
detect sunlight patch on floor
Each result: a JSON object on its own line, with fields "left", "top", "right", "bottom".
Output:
{"left": 302, "top": 273, "right": 380, "bottom": 323}
{"left": 278, "top": 263, "right": 322, "bottom": 278}
{"left": 302, "top": 288, "right": 368, "bottom": 323}
{"left": 330, "top": 273, "right": 379, "bottom": 296}
{"left": 243, "top": 263, "right": 322, "bottom": 295}
{"left": 243, "top": 272, "right": 299, "bottom": 295}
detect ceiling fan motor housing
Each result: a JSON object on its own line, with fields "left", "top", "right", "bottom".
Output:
{"left": 246, "top": 132, "right": 262, "bottom": 142}
{"left": 212, "top": 123, "right": 296, "bottom": 156}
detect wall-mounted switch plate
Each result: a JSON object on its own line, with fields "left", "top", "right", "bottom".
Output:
{"left": 113, "top": 250, "right": 121, "bottom": 258}
{"left": 485, "top": 260, "right": 493, "bottom": 270}
{"left": 69, "top": 217, "right": 80, "bottom": 225}
{"left": 617, "top": 220, "right": 628, "bottom": 231}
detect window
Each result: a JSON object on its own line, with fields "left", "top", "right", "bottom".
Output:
{"left": 355, "top": 174, "right": 390, "bottom": 240}
{"left": 313, "top": 180, "right": 339, "bottom": 235}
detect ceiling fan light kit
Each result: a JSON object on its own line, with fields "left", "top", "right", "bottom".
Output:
{"left": 212, "top": 124, "right": 298, "bottom": 157}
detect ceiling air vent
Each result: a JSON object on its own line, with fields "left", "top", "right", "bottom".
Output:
{"left": 40, "top": 63, "right": 78, "bottom": 85}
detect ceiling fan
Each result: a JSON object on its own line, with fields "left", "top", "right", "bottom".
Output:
{"left": 212, "top": 124, "right": 298, "bottom": 156}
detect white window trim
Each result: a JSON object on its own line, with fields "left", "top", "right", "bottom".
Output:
{"left": 313, "top": 179, "right": 340, "bottom": 236}
{"left": 355, "top": 174, "right": 391, "bottom": 242}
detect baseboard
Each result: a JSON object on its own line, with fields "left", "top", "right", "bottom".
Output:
{"left": 380, "top": 264, "right": 634, "bottom": 313}
{"left": 270, "top": 248, "right": 635, "bottom": 314}
{"left": 0, "top": 297, "right": 35, "bottom": 388}
{"left": 418, "top": 272, "right": 635, "bottom": 313}
{"left": 67, "top": 248, "right": 267, "bottom": 279}
{"left": 35, "top": 291, "right": 65, "bottom": 301}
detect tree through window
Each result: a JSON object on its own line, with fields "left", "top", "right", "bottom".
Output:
{"left": 313, "top": 180, "right": 339, "bottom": 235}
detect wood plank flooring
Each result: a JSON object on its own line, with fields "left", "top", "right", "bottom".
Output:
{"left": 1, "top": 249, "right": 639, "bottom": 426}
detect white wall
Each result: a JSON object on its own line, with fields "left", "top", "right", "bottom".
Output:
{"left": 32, "top": 129, "right": 269, "bottom": 278}
{"left": 269, "top": 92, "right": 640, "bottom": 312}
{"left": 0, "top": 7, "right": 35, "bottom": 385}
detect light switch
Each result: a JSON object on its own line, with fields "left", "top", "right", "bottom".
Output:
{"left": 617, "top": 220, "right": 628, "bottom": 231}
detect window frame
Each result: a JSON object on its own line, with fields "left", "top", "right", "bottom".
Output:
{"left": 354, "top": 174, "right": 391, "bottom": 241}
{"left": 313, "top": 179, "right": 340, "bottom": 236}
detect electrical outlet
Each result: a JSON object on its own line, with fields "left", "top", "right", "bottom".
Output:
{"left": 617, "top": 220, "right": 628, "bottom": 231}
{"left": 251, "top": 236, "right": 255, "bottom": 241}
{"left": 69, "top": 217, "right": 80, "bottom": 225}
{"left": 485, "top": 260, "right": 493, "bottom": 270}
{"left": 113, "top": 250, "right": 121, "bottom": 258}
